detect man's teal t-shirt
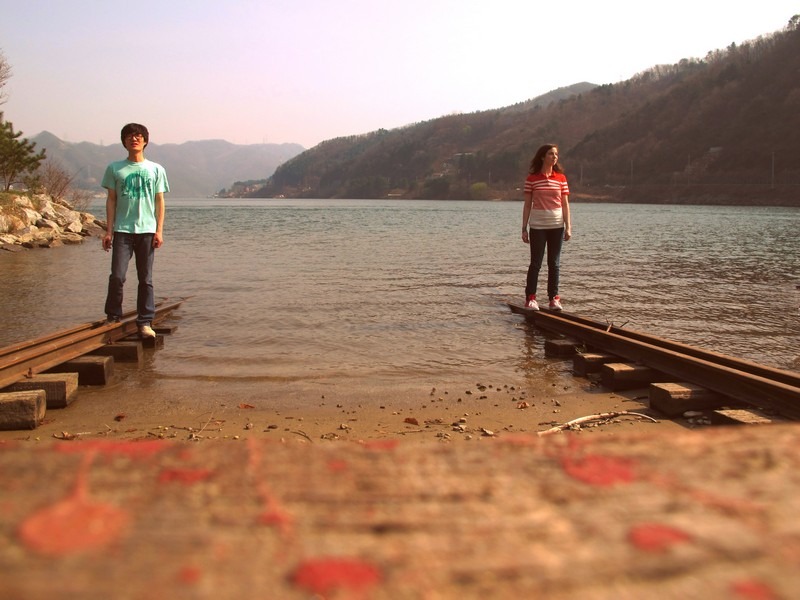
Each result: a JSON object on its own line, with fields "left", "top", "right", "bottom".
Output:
{"left": 101, "top": 159, "right": 169, "bottom": 233}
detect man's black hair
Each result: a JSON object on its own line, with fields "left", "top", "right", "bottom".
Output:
{"left": 120, "top": 123, "right": 149, "bottom": 148}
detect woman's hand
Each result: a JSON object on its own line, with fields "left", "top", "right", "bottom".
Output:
{"left": 522, "top": 228, "right": 529, "bottom": 244}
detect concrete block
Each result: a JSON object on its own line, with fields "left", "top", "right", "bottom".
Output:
{"left": 3, "top": 373, "right": 78, "bottom": 409}
{"left": 46, "top": 355, "right": 114, "bottom": 386}
{"left": 545, "top": 338, "right": 578, "bottom": 358}
{"left": 573, "top": 352, "right": 618, "bottom": 376}
{"left": 90, "top": 341, "right": 143, "bottom": 363}
{"left": 154, "top": 324, "right": 178, "bottom": 335}
{"left": 0, "top": 390, "right": 46, "bottom": 430}
{"left": 650, "top": 382, "right": 727, "bottom": 417}
{"left": 124, "top": 334, "right": 164, "bottom": 349}
{"left": 601, "top": 362, "right": 670, "bottom": 391}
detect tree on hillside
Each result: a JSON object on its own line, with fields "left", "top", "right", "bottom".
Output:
{"left": 27, "top": 158, "right": 93, "bottom": 209}
{"left": 0, "top": 113, "right": 47, "bottom": 191}
{"left": 0, "top": 49, "right": 11, "bottom": 105}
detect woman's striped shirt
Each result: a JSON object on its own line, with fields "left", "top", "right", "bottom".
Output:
{"left": 524, "top": 172, "right": 569, "bottom": 229}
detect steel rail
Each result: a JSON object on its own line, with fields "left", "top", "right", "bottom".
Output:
{"left": 0, "top": 299, "right": 185, "bottom": 389}
{"left": 508, "top": 303, "right": 800, "bottom": 419}
{"left": 0, "top": 298, "right": 177, "bottom": 358}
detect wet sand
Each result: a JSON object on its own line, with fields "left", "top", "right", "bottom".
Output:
{"left": 1, "top": 363, "right": 685, "bottom": 444}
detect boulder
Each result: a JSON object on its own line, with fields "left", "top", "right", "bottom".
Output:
{"left": 39, "top": 218, "right": 60, "bottom": 230}
{"left": 12, "top": 196, "right": 35, "bottom": 210}
{"left": 51, "top": 203, "right": 81, "bottom": 226}
{"left": 60, "top": 232, "right": 85, "bottom": 244}
{"left": 64, "top": 220, "right": 83, "bottom": 233}
{"left": 0, "top": 193, "right": 103, "bottom": 250}
{"left": 20, "top": 207, "right": 42, "bottom": 226}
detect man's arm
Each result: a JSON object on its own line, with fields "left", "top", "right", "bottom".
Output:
{"left": 153, "top": 192, "right": 165, "bottom": 248}
{"left": 102, "top": 189, "right": 116, "bottom": 251}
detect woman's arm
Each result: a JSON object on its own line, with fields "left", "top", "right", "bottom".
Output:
{"left": 522, "top": 191, "right": 532, "bottom": 243}
{"left": 562, "top": 194, "right": 571, "bottom": 241}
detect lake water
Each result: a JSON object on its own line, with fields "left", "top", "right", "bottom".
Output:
{"left": 1, "top": 199, "right": 798, "bottom": 405}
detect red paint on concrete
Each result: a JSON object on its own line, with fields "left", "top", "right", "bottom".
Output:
{"left": 18, "top": 495, "right": 130, "bottom": 557}
{"left": 497, "top": 434, "right": 541, "bottom": 447}
{"left": 246, "top": 438, "right": 295, "bottom": 536}
{"left": 178, "top": 566, "right": 203, "bottom": 585}
{"left": 628, "top": 523, "right": 692, "bottom": 553}
{"left": 327, "top": 459, "right": 349, "bottom": 472}
{"left": 158, "top": 468, "right": 213, "bottom": 485}
{"left": 18, "top": 444, "right": 131, "bottom": 556}
{"left": 258, "top": 509, "right": 293, "bottom": 529}
{"left": 561, "top": 454, "right": 636, "bottom": 486}
{"left": 360, "top": 439, "right": 399, "bottom": 451}
{"left": 292, "top": 557, "right": 382, "bottom": 596}
{"left": 731, "top": 579, "right": 779, "bottom": 600}
{"left": 54, "top": 439, "right": 167, "bottom": 459}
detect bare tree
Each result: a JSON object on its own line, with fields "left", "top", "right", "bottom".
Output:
{"left": 27, "top": 158, "right": 92, "bottom": 210}
{"left": 0, "top": 49, "right": 11, "bottom": 105}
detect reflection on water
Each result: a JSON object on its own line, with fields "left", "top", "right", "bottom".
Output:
{"left": 1, "top": 200, "right": 798, "bottom": 397}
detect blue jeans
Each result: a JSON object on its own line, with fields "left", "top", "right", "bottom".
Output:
{"left": 526, "top": 227, "right": 564, "bottom": 300}
{"left": 105, "top": 232, "right": 155, "bottom": 325}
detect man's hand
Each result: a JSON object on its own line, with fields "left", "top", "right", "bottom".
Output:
{"left": 102, "top": 233, "right": 112, "bottom": 251}
{"left": 153, "top": 232, "right": 163, "bottom": 249}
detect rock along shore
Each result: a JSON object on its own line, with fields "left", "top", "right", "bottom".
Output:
{"left": 0, "top": 193, "right": 105, "bottom": 252}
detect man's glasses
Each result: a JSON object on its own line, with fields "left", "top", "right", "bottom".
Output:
{"left": 125, "top": 133, "right": 144, "bottom": 140}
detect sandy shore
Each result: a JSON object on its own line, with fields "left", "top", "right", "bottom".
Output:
{"left": 0, "top": 363, "right": 686, "bottom": 444}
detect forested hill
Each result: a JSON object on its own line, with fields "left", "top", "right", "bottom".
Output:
{"left": 249, "top": 19, "right": 800, "bottom": 205}
{"left": 31, "top": 134, "right": 304, "bottom": 198}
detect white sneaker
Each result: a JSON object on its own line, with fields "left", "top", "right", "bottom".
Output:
{"left": 549, "top": 296, "right": 562, "bottom": 311}
{"left": 138, "top": 324, "right": 156, "bottom": 338}
{"left": 525, "top": 295, "right": 539, "bottom": 311}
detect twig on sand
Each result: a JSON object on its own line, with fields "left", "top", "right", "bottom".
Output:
{"left": 537, "top": 411, "right": 658, "bottom": 436}
{"left": 292, "top": 430, "right": 313, "bottom": 442}
{"left": 197, "top": 413, "right": 216, "bottom": 435}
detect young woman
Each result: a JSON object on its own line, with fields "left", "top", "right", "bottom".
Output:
{"left": 521, "top": 144, "right": 571, "bottom": 311}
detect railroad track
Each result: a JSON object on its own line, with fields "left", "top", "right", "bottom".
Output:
{"left": 0, "top": 298, "right": 185, "bottom": 389}
{"left": 508, "top": 303, "right": 800, "bottom": 420}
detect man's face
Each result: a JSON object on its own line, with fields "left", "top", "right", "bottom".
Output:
{"left": 124, "top": 132, "right": 146, "bottom": 152}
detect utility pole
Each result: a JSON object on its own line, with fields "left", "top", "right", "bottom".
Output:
{"left": 771, "top": 151, "right": 775, "bottom": 189}
{"left": 687, "top": 155, "right": 691, "bottom": 185}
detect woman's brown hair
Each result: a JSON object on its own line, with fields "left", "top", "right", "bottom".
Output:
{"left": 529, "top": 144, "right": 564, "bottom": 174}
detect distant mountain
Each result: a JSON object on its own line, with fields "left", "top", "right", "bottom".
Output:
{"left": 30, "top": 133, "right": 304, "bottom": 197}
{"left": 251, "top": 20, "right": 800, "bottom": 205}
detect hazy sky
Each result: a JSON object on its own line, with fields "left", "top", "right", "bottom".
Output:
{"left": 1, "top": 1, "right": 796, "bottom": 148}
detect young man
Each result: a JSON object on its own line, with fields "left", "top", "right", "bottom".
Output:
{"left": 102, "top": 123, "right": 169, "bottom": 338}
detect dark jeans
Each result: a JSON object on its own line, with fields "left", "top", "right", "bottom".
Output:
{"left": 105, "top": 232, "right": 155, "bottom": 325}
{"left": 526, "top": 227, "right": 564, "bottom": 300}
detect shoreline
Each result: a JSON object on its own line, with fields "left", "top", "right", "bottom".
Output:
{"left": 0, "top": 367, "right": 687, "bottom": 445}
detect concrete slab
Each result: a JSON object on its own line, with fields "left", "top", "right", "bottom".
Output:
{"left": 0, "top": 424, "right": 798, "bottom": 598}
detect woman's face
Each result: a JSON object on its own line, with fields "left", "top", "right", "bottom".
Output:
{"left": 544, "top": 147, "right": 558, "bottom": 167}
